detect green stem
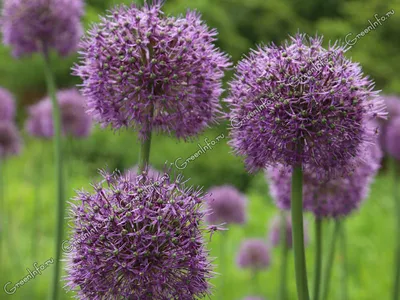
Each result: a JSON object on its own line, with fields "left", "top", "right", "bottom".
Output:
{"left": 313, "top": 218, "right": 322, "bottom": 300}
{"left": 321, "top": 220, "right": 341, "bottom": 300}
{"left": 43, "top": 49, "right": 65, "bottom": 300}
{"left": 32, "top": 145, "right": 42, "bottom": 261}
{"left": 219, "top": 231, "right": 227, "bottom": 300}
{"left": 392, "top": 158, "right": 400, "bottom": 300}
{"left": 340, "top": 219, "right": 348, "bottom": 300}
{"left": 252, "top": 269, "right": 261, "bottom": 295}
{"left": 278, "top": 210, "right": 289, "bottom": 300}
{"left": 138, "top": 105, "right": 154, "bottom": 174}
{"left": 291, "top": 166, "right": 310, "bottom": 300}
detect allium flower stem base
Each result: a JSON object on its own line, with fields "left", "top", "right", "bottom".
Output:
{"left": 321, "top": 220, "right": 341, "bottom": 300}
{"left": 313, "top": 218, "right": 323, "bottom": 300}
{"left": 278, "top": 210, "right": 289, "bottom": 300}
{"left": 339, "top": 220, "right": 348, "bottom": 300}
{"left": 138, "top": 104, "right": 154, "bottom": 174}
{"left": 219, "top": 232, "right": 227, "bottom": 300}
{"left": 291, "top": 166, "right": 310, "bottom": 300}
{"left": 31, "top": 147, "right": 43, "bottom": 260}
{"left": 43, "top": 50, "right": 65, "bottom": 300}
{"left": 392, "top": 158, "right": 400, "bottom": 300}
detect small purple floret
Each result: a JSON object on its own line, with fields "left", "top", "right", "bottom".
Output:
{"left": 0, "top": 121, "right": 21, "bottom": 158}
{"left": 236, "top": 239, "right": 270, "bottom": 270}
{"left": 0, "top": 87, "right": 15, "bottom": 121}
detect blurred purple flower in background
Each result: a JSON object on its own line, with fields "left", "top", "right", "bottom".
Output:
{"left": 236, "top": 239, "right": 270, "bottom": 270}
{"left": 268, "top": 214, "right": 309, "bottom": 248}
{"left": 0, "top": 87, "right": 15, "bottom": 121}
{"left": 226, "top": 34, "right": 385, "bottom": 176}
{"left": 1, "top": 0, "right": 84, "bottom": 57}
{"left": 378, "top": 95, "right": 400, "bottom": 152}
{"left": 73, "top": 1, "right": 231, "bottom": 139}
{"left": 25, "top": 88, "right": 92, "bottom": 138}
{"left": 204, "top": 185, "right": 247, "bottom": 225}
{"left": 0, "top": 121, "right": 21, "bottom": 158}
{"left": 124, "top": 164, "right": 161, "bottom": 181}
{"left": 266, "top": 138, "right": 383, "bottom": 218}
{"left": 385, "top": 117, "right": 400, "bottom": 160}
{"left": 65, "top": 170, "right": 213, "bottom": 300}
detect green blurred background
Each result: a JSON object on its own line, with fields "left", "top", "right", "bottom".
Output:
{"left": 0, "top": 0, "right": 399, "bottom": 299}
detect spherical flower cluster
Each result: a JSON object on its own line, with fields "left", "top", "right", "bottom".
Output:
{"left": 25, "top": 89, "right": 92, "bottom": 138}
{"left": 236, "top": 239, "right": 270, "bottom": 270}
{"left": 74, "top": 1, "right": 231, "bottom": 139}
{"left": 204, "top": 185, "right": 247, "bottom": 225}
{"left": 268, "top": 214, "right": 309, "bottom": 248}
{"left": 0, "top": 87, "right": 15, "bottom": 121}
{"left": 124, "top": 164, "right": 161, "bottom": 181}
{"left": 65, "top": 169, "right": 213, "bottom": 300}
{"left": 0, "top": 121, "right": 21, "bottom": 158}
{"left": 1, "top": 0, "right": 84, "bottom": 57}
{"left": 385, "top": 117, "right": 400, "bottom": 160}
{"left": 226, "top": 34, "right": 385, "bottom": 175}
{"left": 266, "top": 137, "right": 383, "bottom": 218}
{"left": 379, "top": 95, "right": 400, "bottom": 152}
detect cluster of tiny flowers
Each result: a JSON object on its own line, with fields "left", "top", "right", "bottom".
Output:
{"left": 25, "top": 89, "right": 92, "bottom": 138}
{"left": 74, "top": 1, "right": 231, "bottom": 139}
{"left": 266, "top": 136, "right": 383, "bottom": 218}
{"left": 65, "top": 169, "right": 214, "bottom": 300}
{"left": 226, "top": 34, "right": 385, "bottom": 175}
{"left": 379, "top": 95, "right": 400, "bottom": 153}
{"left": 204, "top": 185, "right": 247, "bottom": 225}
{"left": 1, "top": 0, "right": 84, "bottom": 57}
{"left": 0, "top": 87, "right": 15, "bottom": 121}
{"left": 385, "top": 117, "right": 400, "bottom": 160}
{"left": 236, "top": 239, "right": 270, "bottom": 270}
{"left": 0, "top": 121, "right": 21, "bottom": 158}
{"left": 268, "top": 214, "right": 309, "bottom": 248}
{"left": 124, "top": 164, "right": 161, "bottom": 181}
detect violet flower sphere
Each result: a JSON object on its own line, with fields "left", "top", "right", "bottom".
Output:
{"left": 236, "top": 239, "right": 270, "bottom": 270}
{"left": 65, "top": 170, "right": 213, "bottom": 300}
{"left": 266, "top": 139, "right": 383, "bottom": 218}
{"left": 0, "top": 121, "right": 21, "bottom": 158}
{"left": 0, "top": 87, "right": 15, "bottom": 121}
{"left": 268, "top": 215, "right": 309, "bottom": 248}
{"left": 1, "top": 0, "right": 84, "bottom": 57}
{"left": 25, "top": 89, "right": 92, "bottom": 138}
{"left": 226, "top": 34, "right": 385, "bottom": 175}
{"left": 379, "top": 95, "right": 400, "bottom": 152}
{"left": 204, "top": 185, "right": 247, "bottom": 225}
{"left": 385, "top": 117, "right": 400, "bottom": 160}
{"left": 74, "top": 1, "right": 231, "bottom": 139}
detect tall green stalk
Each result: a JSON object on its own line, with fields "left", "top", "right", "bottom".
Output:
{"left": 42, "top": 49, "right": 65, "bottom": 300}
{"left": 313, "top": 218, "right": 322, "bottom": 300}
{"left": 291, "top": 166, "right": 310, "bottom": 300}
{"left": 138, "top": 105, "right": 154, "bottom": 174}
{"left": 32, "top": 145, "right": 42, "bottom": 260}
{"left": 321, "top": 220, "right": 341, "bottom": 300}
{"left": 219, "top": 232, "right": 227, "bottom": 300}
{"left": 392, "top": 158, "right": 400, "bottom": 300}
{"left": 278, "top": 210, "right": 289, "bottom": 300}
{"left": 340, "top": 219, "right": 348, "bottom": 300}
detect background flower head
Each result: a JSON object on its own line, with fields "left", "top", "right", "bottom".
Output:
{"left": 0, "top": 87, "right": 15, "bottom": 121}
{"left": 268, "top": 214, "right": 309, "bottom": 248}
{"left": 65, "top": 169, "right": 213, "bottom": 299}
{"left": 226, "top": 34, "right": 385, "bottom": 175}
{"left": 1, "top": 0, "right": 84, "bottom": 57}
{"left": 25, "top": 88, "right": 92, "bottom": 138}
{"left": 0, "top": 121, "right": 21, "bottom": 158}
{"left": 204, "top": 185, "right": 247, "bottom": 225}
{"left": 379, "top": 95, "right": 400, "bottom": 152}
{"left": 385, "top": 116, "right": 400, "bottom": 161}
{"left": 74, "top": 1, "right": 231, "bottom": 139}
{"left": 236, "top": 239, "right": 270, "bottom": 270}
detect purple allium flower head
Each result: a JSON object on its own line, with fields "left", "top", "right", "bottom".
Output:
{"left": 268, "top": 214, "right": 309, "bottom": 248}
{"left": 226, "top": 34, "right": 385, "bottom": 175}
{"left": 25, "top": 88, "right": 92, "bottom": 138}
{"left": 1, "top": 0, "right": 84, "bottom": 57}
{"left": 0, "top": 87, "right": 15, "bottom": 121}
{"left": 385, "top": 117, "right": 400, "bottom": 160}
{"left": 204, "top": 185, "right": 247, "bottom": 225}
{"left": 236, "top": 239, "right": 270, "bottom": 270}
{"left": 124, "top": 164, "right": 161, "bottom": 181}
{"left": 378, "top": 95, "right": 400, "bottom": 152}
{"left": 74, "top": 1, "right": 231, "bottom": 139}
{"left": 0, "top": 121, "right": 21, "bottom": 158}
{"left": 266, "top": 136, "right": 383, "bottom": 218}
{"left": 65, "top": 169, "right": 214, "bottom": 300}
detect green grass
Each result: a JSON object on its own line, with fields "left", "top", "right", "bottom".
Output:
{"left": 0, "top": 128, "right": 396, "bottom": 299}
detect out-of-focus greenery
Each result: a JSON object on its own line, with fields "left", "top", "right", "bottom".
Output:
{"left": 0, "top": 0, "right": 399, "bottom": 299}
